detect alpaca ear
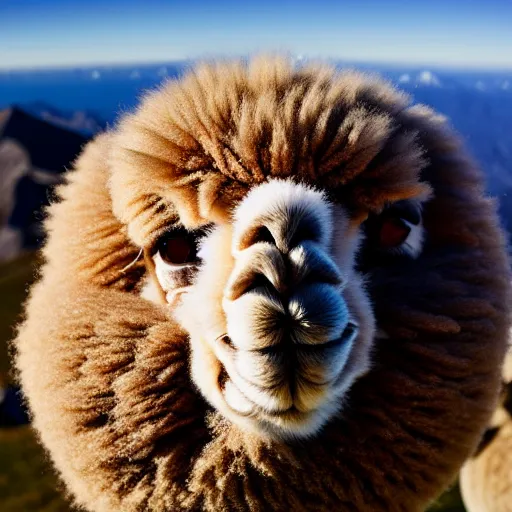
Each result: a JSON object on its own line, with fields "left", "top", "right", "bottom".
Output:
{"left": 197, "top": 174, "right": 226, "bottom": 219}
{"left": 163, "top": 186, "right": 203, "bottom": 228}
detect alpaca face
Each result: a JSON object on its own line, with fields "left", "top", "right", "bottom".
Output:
{"left": 144, "top": 179, "right": 426, "bottom": 439}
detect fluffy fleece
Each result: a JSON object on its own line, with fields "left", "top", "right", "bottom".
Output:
{"left": 459, "top": 345, "right": 512, "bottom": 512}
{"left": 13, "top": 56, "right": 512, "bottom": 511}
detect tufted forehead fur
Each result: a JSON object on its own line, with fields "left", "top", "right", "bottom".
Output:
{"left": 13, "top": 56, "right": 512, "bottom": 512}
{"left": 109, "top": 56, "right": 431, "bottom": 247}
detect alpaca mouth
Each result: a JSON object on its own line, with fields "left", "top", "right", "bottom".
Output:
{"left": 215, "top": 321, "right": 359, "bottom": 421}
{"left": 217, "top": 321, "right": 358, "bottom": 354}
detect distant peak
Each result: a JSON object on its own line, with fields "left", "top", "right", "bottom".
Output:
{"left": 417, "top": 70, "right": 441, "bottom": 86}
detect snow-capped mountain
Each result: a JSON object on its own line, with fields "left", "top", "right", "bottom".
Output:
{"left": 1, "top": 59, "right": 512, "bottom": 251}
{"left": 20, "top": 101, "right": 107, "bottom": 136}
{"left": 398, "top": 70, "right": 442, "bottom": 86}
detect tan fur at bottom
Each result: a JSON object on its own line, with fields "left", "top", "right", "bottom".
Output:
{"left": 460, "top": 348, "right": 512, "bottom": 512}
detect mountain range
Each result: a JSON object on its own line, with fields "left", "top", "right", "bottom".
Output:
{"left": 0, "top": 107, "right": 89, "bottom": 261}
{"left": 1, "top": 60, "right": 511, "bottom": 262}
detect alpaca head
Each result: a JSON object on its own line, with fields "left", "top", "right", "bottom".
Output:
{"left": 110, "top": 57, "right": 434, "bottom": 439}
{"left": 145, "top": 180, "right": 428, "bottom": 438}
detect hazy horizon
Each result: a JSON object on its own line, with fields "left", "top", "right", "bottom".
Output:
{"left": 1, "top": 0, "right": 512, "bottom": 71}
{"left": 2, "top": 54, "right": 512, "bottom": 74}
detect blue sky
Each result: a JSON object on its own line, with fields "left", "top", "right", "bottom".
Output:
{"left": 1, "top": 0, "right": 511, "bottom": 70}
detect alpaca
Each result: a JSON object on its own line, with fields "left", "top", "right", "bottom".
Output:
{"left": 13, "top": 56, "right": 511, "bottom": 512}
{"left": 459, "top": 345, "right": 512, "bottom": 512}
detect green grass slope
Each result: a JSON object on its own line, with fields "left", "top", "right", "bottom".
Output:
{"left": 0, "top": 252, "right": 38, "bottom": 385}
{"left": 0, "top": 252, "right": 73, "bottom": 511}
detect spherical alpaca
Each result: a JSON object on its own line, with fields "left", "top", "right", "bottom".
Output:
{"left": 13, "top": 56, "right": 511, "bottom": 512}
{"left": 460, "top": 345, "right": 512, "bottom": 512}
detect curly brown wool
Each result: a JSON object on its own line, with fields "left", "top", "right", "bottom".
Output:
{"left": 13, "top": 56, "right": 512, "bottom": 512}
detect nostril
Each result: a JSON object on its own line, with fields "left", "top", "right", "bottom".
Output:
{"left": 225, "top": 243, "right": 287, "bottom": 301}
{"left": 217, "top": 366, "right": 229, "bottom": 389}
{"left": 255, "top": 227, "right": 276, "bottom": 245}
{"left": 243, "top": 273, "right": 274, "bottom": 296}
{"left": 218, "top": 334, "right": 236, "bottom": 350}
{"left": 341, "top": 322, "right": 359, "bottom": 344}
{"left": 289, "top": 222, "right": 320, "bottom": 248}
{"left": 240, "top": 226, "right": 276, "bottom": 249}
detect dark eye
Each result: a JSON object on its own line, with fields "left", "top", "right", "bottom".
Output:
{"left": 378, "top": 217, "right": 411, "bottom": 248}
{"left": 363, "top": 200, "right": 423, "bottom": 252}
{"left": 157, "top": 230, "right": 199, "bottom": 265}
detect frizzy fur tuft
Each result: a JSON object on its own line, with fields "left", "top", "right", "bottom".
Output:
{"left": 108, "top": 56, "right": 431, "bottom": 247}
{"left": 12, "top": 55, "right": 512, "bottom": 511}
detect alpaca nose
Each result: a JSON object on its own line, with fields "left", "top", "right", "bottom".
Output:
{"left": 225, "top": 179, "right": 345, "bottom": 302}
{"left": 221, "top": 180, "right": 358, "bottom": 413}
{"left": 237, "top": 211, "right": 324, "bottom": 255}
{"left": 233, "top": 182, "right": 333, "bottom": 255}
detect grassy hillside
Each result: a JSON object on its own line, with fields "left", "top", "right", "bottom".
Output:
{"left": 428, "top": 484, "right": 466, "bottom": 512}
{"left": 0, "top": 252, "right": 73, "bottom": 511}
{"left": 0, "top": 253, "right": 465, "bottom": 511}
{"left": 0, "top": 252, "right": 38, "bottom": 385}
{"left": 0, "top": 428, "right": 72, "bottom": 512}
